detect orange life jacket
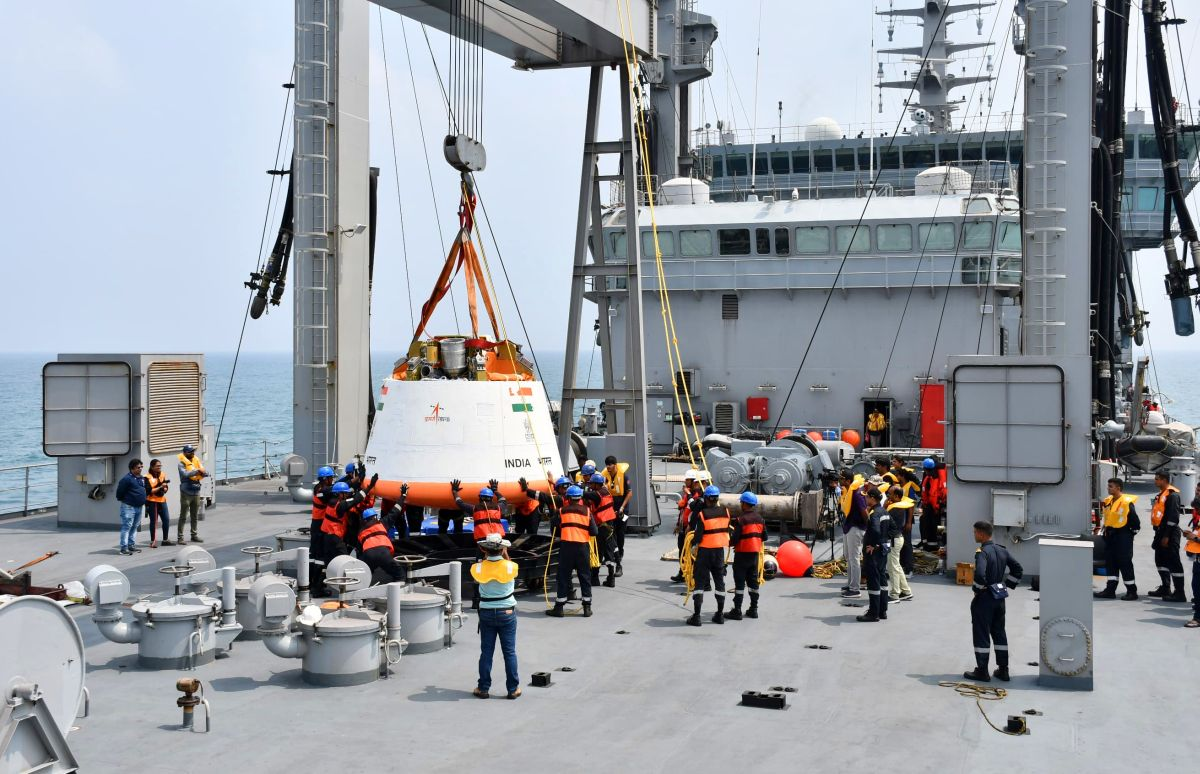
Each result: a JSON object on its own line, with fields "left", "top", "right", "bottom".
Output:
{"left": 676, "top": 490, "right": 695, "bottom": 529}
{"left": 359, "top": 521, "right": 393, "bottom": 554}
{"left": 311, "top": 491, "right": 326, "bottom": 523}
{"left": 1151, "top": 485, "right": 1180, "bottom": 528}
{"left": 697, "top": 506, "right": 731, "bottom": 549}
{"left": 145, "top": 473, "right": 167, "bottom": 504}
{"left": 1187, "top": 511, "right": 1200, "bottom": 556}
{"left": 472, "top": 503, "right": 505, "bottom": 540}
{"left": 734, "top": 512, "right": 765, "bottom": 553}
{"left": 516, "top": 497, "right": 541, "bottom": 516}
{"left": 558, "top": 503, "right": 592, "bottom": 543}
{"left": 591, "top": 488, "right": 616, "bottom": 524}
{"left": 321, "top": 501, "right": 347, "bottom": 538}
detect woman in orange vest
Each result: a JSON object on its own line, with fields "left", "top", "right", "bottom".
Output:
{"left": 685, "top": 485, "right": 731, "bottom": 626}
{"left": 143, "top": 459, "right": 171, "bottom": 548}
{"left": 1149, "top": 472, "right": 1187, "bottom": 602}
{"left": 357, "top": 508, "right": 405, "bottom": 585}
{"left": 583, "top": 474, "right": 619, "bottom": 588}
{"left": 545, "top": 486, "right": 598, "bottom": 618}
{"left": 1183, "top": 483, "right": 1200, "bottom": 628}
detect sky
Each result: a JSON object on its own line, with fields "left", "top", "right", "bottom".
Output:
{"left": 2, "top": 0, "right": 1198, "bottom": 357}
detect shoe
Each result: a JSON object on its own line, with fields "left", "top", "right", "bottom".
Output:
{"left": 745, "top": 607, "right": 758, "bottom": 619}
{"left": 670, "top": 574, "right": 684, "bottom": 583}
{"left": 119, "top": 548, "right": 132, "bottom": 556}
{"left": 506, "top": 688, "right": 522, "bottom": 700}
{"left": 1147, "top": 586, "right": 1166, "bottom": 597}
{"left": 130, "top": 546, "right": 142, "bottom": 553}
{"left": 1164, "top": 592, "right": 1188, "bottom": 602}
{"left": 896, "top": 593, "right": 914, "bottom": 602}
{"left": 582, "top": 604, "right": 593, "bottom": 618}
{"left": 191, "top": 536, "right": 203, "bottom": 544}
{"left": 993, "top": 667, "right": 1010, "bottom": 682}
{"left": 1120, "top": 589, "right": 1138, "bottom": 601}
{"left": 905, "top": 571, "right": 913, "bottom": 579}
{"left": 161, "top": 539, "right": 174, "bottom": 546}
{"left": 473, "top": 688, "right": 489, "bottom": 699}
{"left": 840, "top": 585, "right": 850, "bottom": 592}
{"left": 176, "top": 537, "right": 187, "bottom": 545}
{"left": 686, "top": 613, "right": 701, "bottom": 627}
{"left": 725, "top": 608, "right": 743, "bottom": 621}
{"left": 615, "top": 565, "right": 623, "bottom": 578}
{"left": 149, "top": 541, "right": 158, "bottom": 549}
{"left": 879, "top": 613, "right": 888, "bottom": 620}
{"left": 712, "top": 612, "right": 725, "bottom": 624}
{"left": 603, "top": 576, "right": 616, "bottom": 588}
{"left": 856, "top": 613, "right": 880, "bottom": 622}
{"left": 840, "top": 590, "right": 862, "bottom": 598}
{"left": 963, "top": 668, "right": 991, "bottom": 682}
{"left": 545, "top": 604, "right": 565, "bottom": 618}
{"left": 1093, "top": 589, "right": 1117, "bottom": 599}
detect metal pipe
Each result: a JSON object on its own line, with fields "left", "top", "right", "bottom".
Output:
{"left": 220, "top": 567, "right": 236, "bottom": 625}
{"left": 716, "top": 492, "right": 803, "bottom": 521}
{"left": 93, "top": 610, "right": 143, "bottom": 644}
{"left": 260, "top": 628, "right": 307, "bottom": 659}
{"left": 448, "top": 561, "right": 462, "bottom": 620}
{"left": 296, "top": 547, "right": 311, "bottom": 605}
{"left": 286, "top": 480, "right": 314, "bottom": 504}
{"left": 386, "top": 582, "right": 403, "bottom": 643}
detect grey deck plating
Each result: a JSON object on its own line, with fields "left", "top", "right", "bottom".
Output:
{"left": 2, "top": 479, "right": 1192, "bottom": 773}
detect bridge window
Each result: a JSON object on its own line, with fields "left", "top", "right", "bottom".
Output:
{"left": 960, "top": 143, "right": 983, "bottom": 162}
{"left": 961, "top": 221, "right": 994, "bottom": 250}
{"left": 609, "top": 231, "right": 627, "bottom": 259}
{"left": 710, "top": 156, "right": 724, "bottom": 177}
{"left": 718, "top": 228, "right": 751, "bottom": 255}
{"left": 775, "top": 227, "right": 790, "bottom": 256}
{"left": 755, "top": 228, "right": 771, "bottom": 255}
{"left": 641, "top": 229, "right": 674, "bottom": 258}
{"left": 997, "top": 255, "right": 1022, "bottom": 285}
{"left": 727, "top": 155, "right": 748, "bottom": 176}
{"left": 1138, "top": 134, "right": 1161, "bottom": 160}
{"left": 836, "top": 149, "right": 856, "bottom": 172}
{"left": 1124, "top": 135, "right": 1137, "bottom": 159}
{"left": 961, "top": 256, "right": 992, "bottom": 285}
{"left": 836, "top": 225, "right": 871, "bottom": 253}
{"left": 1136, "top": 186, "right": 1160, "bottom": 211}
{"left": 880, "top": 148, "right": 900, "bottom": 170}
{"left": 680, "top": 229, "right": 713, "bottom": 257}
{"left": 857, "top": 147, "right": 875, "bottom": 171}
{"left": 918, "top": 222, "right": 956, "bottom": 251}
{"left": 813, "top": 149, "right": 833, "bottom": 173}
{"left": 876, "top": 224, "right": 913, "bottom": 251}
{"left": 985, "top": 143, "right": 1007, "bottom": 162}
{"left": 794, "top": 226, "right": 830, "bottom": 254}
{"left": 998, "top": 221, "right": 1022, "bottom": 251}
{"left": 1122, "top": 187, "right": 1134, "bottom": 212}
{"left": 792, "top": 151, "right": 810, "bottom": 173}
{"left": 1008, "top": 145, "right": 1023, "bottom": 165}
{"left": 905, "top": 145, "right": 935, "bottom": 168}
{"left": 771, "top": 153, "right": 791, "bottom": 175}
{"left": 754, "top": 155, "right": 768, "bottom": 176}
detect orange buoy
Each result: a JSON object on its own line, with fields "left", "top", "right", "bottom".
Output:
{"left": 806, "top": 430, "right": 822, "bottom": 442}
{"left": 774, "top": 429, "right": 791, "bottom": 440}
{"left": 841, "top": 429, "right": 862, "bottom": 449}
{"left": 776, "top": 540, "right": 814, "bottom": 577}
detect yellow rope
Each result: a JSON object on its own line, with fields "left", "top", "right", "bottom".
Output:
{"left": 541, "top": 529, "right": 555, "bottom": 609}
{"left": 589, "top": 536, "right": 600, "bottom": 569}
{"left": 679, "top": 530, "right": 697, "bottom": 604}
{"left": 937, "top": 682, "right": 1026, "bottom": 736}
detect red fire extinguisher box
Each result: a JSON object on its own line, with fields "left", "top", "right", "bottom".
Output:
{"left": 746, "top": 397, "right": 769, "bottom": 422}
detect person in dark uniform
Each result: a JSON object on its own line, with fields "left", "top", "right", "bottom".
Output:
{"left": 1094, "top": 477, "right": 1139, "bottom": 600}
{"left": 321, "top": 477, "right": 373, "bottom": 561}
{"left": 856, "top": 487, "right": 890, "bottom": 623}
{"left": 519, "top": 475, "right": 570, "bottom": 526}
{"left": 1184, "top": 493, "right": 1200, "bottom": 629}
{"left": 383, "top": 483, "right": 415, "bottom": 537}
{"left": 602, "top": 455, "right": 633, "bottom": 572}
{"left": 918, "top": 457, "right": 947, "bottom": 550}
{"left": 887, "top": 456, "right": 920, "bottom": 574}
{"left": 1149, "top": 472, "right": 1187, "bottom": 602}
{"left": 357, "top": 507, "right": 406, "bottom": 585}
{"left": 671, "top": 471, "right": 702, "bottom": 583}
{"left": 686, "top": 485, "right": 730, "bottom": 626}
{"left": 726, "top": 491, "right": 766, "bottom": 620}
{"left": 452, "top": 478, "right": 507, "bottom": 609}
{"left": 964, "top": 520, "right": 1023, "bottom": 682}
{"left": 545, "top": 485, "right": 598, "bottom": 618}
{"left": 309, "top": 466, "right": 336, "bottom": 557}
{"left": 582, "top": 474, "right": 620, "bottom": 587}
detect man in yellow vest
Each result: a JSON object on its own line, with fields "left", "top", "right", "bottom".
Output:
{"left": 470, "top": 533, "right": 521, "bottom": 699}
{"left": 1094, "top": 477, "right": 1139, "bottom": 600}
{"left": 1149, "top": 472, "right": 1186, "bottom": 602}
{"left": 867, "top": 409, "right": 887, "bottom": 448}
{"left": 176, "top": 444, "right": 207, "bottom": 544}
{"left": 602, "top": 455, "right": 632, "bottom": 575}
{"left": 1183, "top": 484, "right": 1200, "bottom": 628}
{"left": 837, "top": 468, "right": 868, "bottom": 599}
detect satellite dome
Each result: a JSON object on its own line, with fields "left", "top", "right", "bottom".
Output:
{"left": 804, "top": 117, "right": 843, "bottom": 141}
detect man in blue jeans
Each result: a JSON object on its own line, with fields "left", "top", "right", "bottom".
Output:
{"left": 470, "top": 533, "right": 521, "bottom": 699}
{"left": 114, "top": 459, "right": 147, "bottom": 555}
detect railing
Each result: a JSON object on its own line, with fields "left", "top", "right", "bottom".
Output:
{"left": 0, "top": 462, "right": 56, "bottom": 517}
{"left": 706, "top": 161, "right": 1016, "bottom": 201}
{"left": 215, "top": 438, "right": 292, "bottom": 483}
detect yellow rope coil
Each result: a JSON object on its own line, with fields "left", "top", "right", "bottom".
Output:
{"left": 589, "top": 536, "right": 600, "bottom": 569}
{"left": 679, "top": 530, "right": 697, "bottom": 604}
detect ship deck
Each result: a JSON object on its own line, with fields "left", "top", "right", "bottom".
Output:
{"left": 2, "top": 476, "right": 1194, "bottom": 773}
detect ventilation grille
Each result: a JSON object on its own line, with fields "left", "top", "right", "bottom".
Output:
{"left": 147, "top": 362, "right": 202, "bottom": 454}
{"left": 713, "top": 401, "right": 737, "bottom": 434}
{"left": 675, "top": 370, "right": 696, "bottom": 397}
{"left": 721, "top": 294, "right": 739, "bottom": 320}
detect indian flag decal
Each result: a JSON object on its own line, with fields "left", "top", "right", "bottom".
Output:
{"left": 511, "top": 403, "right": 533, "bottom": 412}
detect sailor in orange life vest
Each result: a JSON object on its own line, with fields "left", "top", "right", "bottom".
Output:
{"left": 583, "top": 473, "right": 620, "bottom": 588}
{"left": 383, "top": 482, "right": 413, "bottom": 538}
{"left": 518, "top": 475, "right": 571, "bottom": 525}
{"left": 686, "top": 485, "right": 731, "bottom": 626}
{"left": 321, "top": 476, "right": 373, "bottom": 561}
{"left": 345, "top": 463, "right": 380, "bottom": 555}
{"left": 671, "top": 470, "right": 703, "bottom": 583}
{"left": 726, "top": 491, "right": 766, "bottom": 620}
{"left": 918, "top": 457, "right": 947, "bottom": 550}
{"left": 310, "top": 466, "right": 336, "bottom": 557}
{"left": 1148, "top": 471, "right": 1187, "bottom": 602}
{"left": 357, "top": 506, "right": 406, "bottom": 585}
{"left": 545, "top": 485, "right": 599, "bottom": 618}
{"left": 452, "top": 477, "right": 508, "bottom": 609}
{"left": 602, "top": 455, "right": 633, "bottom": 573}
{"left": 1183, "top": 484, "right": 1200, "bottom": 628}
{"left": 1094, "top": 477, "right": 1139, "bottom": 600}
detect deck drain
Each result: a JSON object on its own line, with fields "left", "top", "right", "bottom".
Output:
{"left": 558, "top": 666, "right": 576, "bottom": 672}
{"left": 768, "top": 685, "right": 798, "bottom": 693}
{"left": 615, "top": 630, "right": 630, "bottom": 635}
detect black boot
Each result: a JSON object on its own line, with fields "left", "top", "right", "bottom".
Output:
{"left": 603, "top": 567, "right": 616, "bottom": 588}
{"left": 615, "top": 564, "right": 623, "bottom": 578}
{"left": 670, "top": 573, "right": 684, "bottom": 583}
{"left": 686, "top": 596, "right": 702, "bottom": 627}
{"left": 963, "top": 667, "right": 991, "bottom": 682}
{"left": 1167, "top": 576, "right": 1188, "bottom": 602}
{"left": 1121, "top": 585, "right": 1138, "bottom": 601}
{"left": 992, "top": 666, "right": 1010, "bottom": 682}
{"left": 545, "top": 603, "right": 565, "bottom": 617}
{"left": 745, "top": 592, "right": 760, "bottom": 619}
{"left": 712, "top": 595, "right": 725, "bottom": 624}
{"left": 1094, "top": 582, "right": 1118, "bottom": 599}
{"left": 725, "top": 594, "right": 743, "bottom": 620}
{"left": 1149, "top": 571, "right": 1170, "bottom": 597}
{"left": 582, "top": 602, "right": 593, "bottom": 617}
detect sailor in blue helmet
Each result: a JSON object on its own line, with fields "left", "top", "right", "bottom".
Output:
{"left": 357, "top": 507, "right": 405, "bottom": 585}
{"left": 546, "top": 485, "right": 599, "bottom": 618}
{"left": 518, "top": 474, "right": 572, "bottom": 532}
{"left": 583, "top": 472, "right": 620, "bottom": 587}
{"left": 320, "top": 478, "right": 372, "bottom": 561}
{"left": 575, "top": 461, "right": 597, "bottom": 485}
{"left": 309, "top": 465, "right": 337, "bottom": 557}
{"left": 727, "top": 491, "right": 767, "bottom": 620}
{"left": 685, "top": 485, "right": 732, "bottom": 626}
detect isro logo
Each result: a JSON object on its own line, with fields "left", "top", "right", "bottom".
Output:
{"left": 425, "top": 403, "right": 451, "bottom": 423}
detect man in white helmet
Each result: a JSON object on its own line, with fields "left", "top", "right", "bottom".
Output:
{"left": 671, "top": 469, "right": 702, "bottom": 582}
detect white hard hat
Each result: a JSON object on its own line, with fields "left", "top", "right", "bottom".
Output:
{"left": 696, "top": 470, "right": 712, "bottom": 482}
{"left": 584, "top": 459, "right": 596, "bottom": 469}
{"left": 684, "top": 469, "right": 700, "bottom": 481}
{"left": 477, "top": 533, "right": 512, "bottom": 549}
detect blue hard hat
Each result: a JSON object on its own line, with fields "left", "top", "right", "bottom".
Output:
{"left": 740, "top": 491, "right": 759, "bottom": 506}
{"left": 331, "top": 481, "right": 351, "bottom": 494}
{"left": 479, "top": 487, "right": 494, "bottom": 499}
{"left": 566, "top": 485, "right": 584, "bottom": 498}
{"left": 555, "top": 476, "right": 571, "bottom": 488}
{"left": 581, "top": 464, "right": 596, "bottom": 476}
{"left": 589, "top": 473, "right": 605, "bottom": 485}
{"left": 922, "top": 458, "right": 936, "bottom": 470}
{"left": 362, "top": 508, "right": 379, "bottom": 521}
{"left": 317, "top": 466, "right": 335, "bottom": 479}
{"left": 182, "top": 444, "right": 196, "bottom": 453}
{"left": 345, "top": 462, "right": 357, "bottom": 475}
{"left": 704, "top": 485, "right": 721, "bottom": 498}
